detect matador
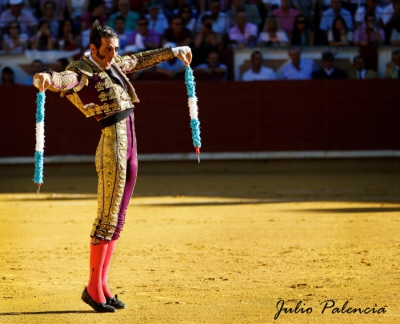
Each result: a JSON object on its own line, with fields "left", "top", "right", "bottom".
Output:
{"left": 33, "top": 20, "right": 192, "bottom": 313}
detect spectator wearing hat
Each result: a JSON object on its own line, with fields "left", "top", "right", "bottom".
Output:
{"left": 312, "top": 51, "right": 347, "bottom": 79}
{"left": 145, "top": 1, "right": 168, "bottom": 36}
{"left": 348, "top": 55, "right": 378, "bottom": 79}
{"left": 108, "top": 0, "right": 139, "bottom": 32}
{"left": 0, "top": 0, "right": 38, "bottom": 35}
{"left": 241, "top": 50, "right": 277, "bottom": 81}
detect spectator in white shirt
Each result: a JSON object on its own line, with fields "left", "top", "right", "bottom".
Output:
{"left": 242, "top": 50, "right": 278, "bottom": 81}
{"left": 0, "top": 0, "right": 37, "bottom": 35}
{"left": 145, "top": 1, "right": 169, "bottom": 36}
{"left": 319, "top": 0, "right": 354, "bottom": 36}
{"left": 280, "top": 46, "right": 318, "bottom": 79}
{"left": 354, "top": 0, "right": 384, "bottom": 28}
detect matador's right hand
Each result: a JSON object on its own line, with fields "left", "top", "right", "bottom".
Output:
{"left": 33, "top": 72, "right": 51, "bottom": 92}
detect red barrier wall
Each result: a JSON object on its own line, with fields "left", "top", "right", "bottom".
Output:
{"left": 1, "top": 80, "right": 400, "bottom": 157}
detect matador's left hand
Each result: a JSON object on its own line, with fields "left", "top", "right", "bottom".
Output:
{"left": 172, "top": 46, "right": 192, "bottom": 66}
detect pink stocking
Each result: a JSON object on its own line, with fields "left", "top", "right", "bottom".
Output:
{"left": 102, "top": 239, "right": 117, "bottom": 298}
{"left": 87, "top": 239, "right": 108, "bottom": 303}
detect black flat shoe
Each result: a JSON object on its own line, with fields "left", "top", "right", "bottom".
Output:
{"left": 81, "top": 288, "right": 117, "bottom": 313}
{"left": 106, "top": 295, "right": 126, "bottom": 309}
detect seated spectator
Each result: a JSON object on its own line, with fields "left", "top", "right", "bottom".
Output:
{"left": 196, "top": 0, "right": 229, "bottom": 35}
{"left": 348, "top": 55, "right": 378, "bottom": 79}
{"left": 112, "top": 15, "right": 131, "bottom": 52}
{"left": 0, "top": 0, "right": 38, "bottom": 35}
{"left": 193, "top": 14, "right": 221, "bottom": 65}
{"left": 66, "top": 0, "right": 89, "bottom": 20}
{"left": 292, "top": 0, "right": 316, "bottom": 22}
{"left": 1, "top": 67, "right": 15, "bottom": 85}
{"left": 146, "top": 1, "right": 169, "bottom": 36}
{"left": 241, "top": 50, "right": 277, "bottom": 81}
{"left": 382, "top": 0, "right": 400, "bottom": 28}
{"left": 385, "top": 48, "right": 400, "bottom": 78}
{"left": 23, "top": 59, "right": 44, "bottom": 85}
{"left": 319, "top": 0, "right": 354, "bottom": 39}
{"left": 30, "top": 20, "right": 55, "bottom": 50}
{"left": 57, "top": 18, "right": 80, "bottom": 50}
{"left": 280, "top": 47, "right": 318, "bottom": 79}
{"left": 228, "top": 11, "right": 258, "bottom": 48}
{"left": 80, "top": 0, "right": 107, "bottom": 31}
{"left": 312, "top": 50, "right": 347, "bottom": 79}
{"left": 108, "top": 0, "right": 139, "bottom": 32}
{"left": 272, "top": 0, "right": 300, "bottom": 37}
{"left": 39, "top": 1, "right": 61, "bottom": 37}
{"left": 155, "top": 57, "right": 186, "bottom": 78}
{"left": 194, "top": 51, "right": 228, "bottom": 81}
{"left": 354, "top": 0, "right": 384, "bottom": 29}
{"left": 230, "top": 0, "right": 261, "bottom": 28}
{"left": 162, "top": 0, "right": 179, "bottom": 22}
{"left": 177, "top": 4, "right": 196, "bottom": 33}
{"left": 258, "top": 15, "right": 290, "bottom": 46}
{"left": 161, "top": 15, "right": 192, "bottom": 47}
{"left": 39, "top": 0, "right": 66, "bottom": 19}
{"left": 262, "top": 0, "right": 281, "bottom": 11}
{"left": 54, "top": 57, "right": 69, "bottom": 72}
{"left": 2, "top": 20, "right": 28, "bottom": 53}
{"left": 127, "top": 16, "right": 160, "bottom": 51}
{"left": 390, "top": 14, "right": 400, "bottom": 43}
{"left": 328, "top": 16, "right": 353, "bottom": 45}
{"left": 291, "top": 14, "right": 314, "bottom": 45}
{"left": 354, "top": 11, "right": 385, "bottom": 45}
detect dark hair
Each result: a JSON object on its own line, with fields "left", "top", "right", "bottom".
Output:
{"left": 115, "top": 15, "right": 126, "bottom": 23}
{"left": 332, "top": 16, "right": 348, "bottom": 42}
{"left": 291, "top": 14, "right": 309, "bottom": 45}
{"left": 7, "top": 20, "right": 21, "bottom": 34}
{"left": 58, "top": 18, "right": 77, "bottom": 39}
{"left": 43, "top": 0, "right": 56, "bottom": 9}
{"left": 365, "top": 11, "right": 376, "bottom": 21}
{"left": 251, "top": 50, "right": 262, "bottom": 60}
{"left": 201, "top": 14, "right": 212, "bottom": 24}
{"left": 169, "top": 15, "right": 181, "bottom": 25}
{"left": 88, "top": 0, "right": 105, "bottom": 12}
{"left": 57, "top": 57, "right": 69, "bottom": 68}
{"left": 353, "top": 55, "right": 365, "bottom": 63}
{"left": 2, "top": 67, "right": 15, "bottom": 76}
{"left": 90, "top": 19, "right": 118, "bottom": 49}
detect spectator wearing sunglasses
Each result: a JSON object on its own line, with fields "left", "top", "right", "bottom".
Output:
{"left": 291, "top": 14, "right": 314, "bottom": 45}
{"left": 127, "top": 16, "right": 160, "bottom": 51}
{"left": 2, "top": 20, "right": 28, "bottom": 53}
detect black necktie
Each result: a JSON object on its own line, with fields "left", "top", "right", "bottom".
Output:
{"left": 105, "top": 68, "right": 125, "bottom": 89}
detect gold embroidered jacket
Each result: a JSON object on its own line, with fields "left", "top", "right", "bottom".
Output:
{"left": 46, "top": 47, "right": 175, "bottom": 117}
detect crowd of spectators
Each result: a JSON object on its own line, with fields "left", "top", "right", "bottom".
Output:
{"left": 1, "top": 0, "right": 400, "bottom": 82}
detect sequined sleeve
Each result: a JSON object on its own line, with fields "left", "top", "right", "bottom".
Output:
{"left": 115, "top": 47, "right": 175, "bottom": 74}
{"left": 46, "top": 70, "right": 81, "bottom": 93}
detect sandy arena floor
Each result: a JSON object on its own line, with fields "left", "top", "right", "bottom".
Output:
{"left": 0, "top": 160, "right": 400, "bottom": 324}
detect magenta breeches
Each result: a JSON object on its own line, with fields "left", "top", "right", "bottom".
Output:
{"left": 112, "top": 114, "right": 138, "bottom": 240}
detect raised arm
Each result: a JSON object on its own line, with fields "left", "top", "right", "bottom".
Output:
{"left": 116, "top": 46, "right": 192, "bottom": 74}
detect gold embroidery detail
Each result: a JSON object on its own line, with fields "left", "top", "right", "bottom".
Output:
{"left": 108, "top": 88, "right": 117, "bottom": 100}
{"left": 91, "top": 119, "right": 128, "bottom": 241}
{"left": 104, "top": 78, "right": 113, "bottom": 89}
{"left": 99, "top": 92, "right": 108, "bottom": 102}
{"left": 98, "top": 71, "right": 108, "bottom": 79}
{"left": 95, "top": 82, "right": 104, "bottom": 91}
